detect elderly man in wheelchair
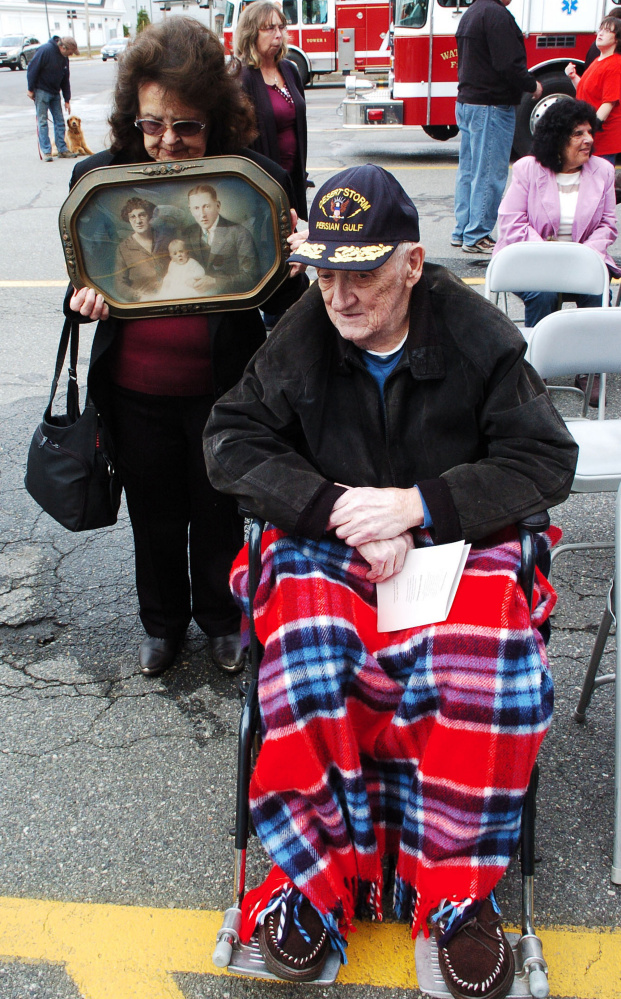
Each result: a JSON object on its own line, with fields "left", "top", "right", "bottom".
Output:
{"left": 204, "top": 165, "right": 578, "bottom": 999}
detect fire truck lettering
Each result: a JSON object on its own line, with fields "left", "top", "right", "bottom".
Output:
{"left": 440, "top": 48, "right": 457, "bottom": 61}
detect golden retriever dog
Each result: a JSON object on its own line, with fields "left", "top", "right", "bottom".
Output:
{"left": 65, "top": 116, "right": 93, "bottom": 156}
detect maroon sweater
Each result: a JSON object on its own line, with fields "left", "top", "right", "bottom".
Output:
{"left": 110, "top": 315, "right": 213, "bottom": 396}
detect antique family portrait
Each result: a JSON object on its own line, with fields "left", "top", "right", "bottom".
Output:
{"left": 59, "top": 158, "right": 291, "bottom": 317}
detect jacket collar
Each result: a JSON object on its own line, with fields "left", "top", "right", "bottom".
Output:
{"left": 333, "top": 272, "right": 445, "bottom": 380}
{"left": 536, "top": 155, "right": 601, "bottom": 241}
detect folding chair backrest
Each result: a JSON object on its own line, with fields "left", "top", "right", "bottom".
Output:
{"left": 484, "top": 242, "right": 610, "bottom": 305}
{"left": 528, "top": 308, "right": 621, "bottom": 381}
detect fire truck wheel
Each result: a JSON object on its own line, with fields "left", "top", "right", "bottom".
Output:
{"left": 288, "top": 50, "right": 310, "bottom": 88}
{"left": 422, "top": 125, "right": 459, "bottom": 142}
{"left": 513, "top": 71, "right": 577, "bottom": 159}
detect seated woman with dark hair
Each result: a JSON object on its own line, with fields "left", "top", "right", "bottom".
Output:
{"left": 494, "top": 97, "right": 619, "bottom": 328}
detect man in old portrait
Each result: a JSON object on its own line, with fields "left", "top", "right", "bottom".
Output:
{"left": 185, "top": 183, "right": 260, "bottom": 294}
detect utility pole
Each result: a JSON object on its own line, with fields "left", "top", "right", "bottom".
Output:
{"left": 84, "top": 0, "right": 92, "bottom": 57}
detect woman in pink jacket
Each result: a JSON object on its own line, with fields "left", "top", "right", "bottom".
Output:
{"left": 494, "top": 97, "right": 619, "bottom": 328}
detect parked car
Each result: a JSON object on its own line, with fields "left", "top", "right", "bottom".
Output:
{"left": 101, "top": 37, "right": 129, "bottom": 61}
{"left": 0, "top": 35, "right": 40, "bottom": 71}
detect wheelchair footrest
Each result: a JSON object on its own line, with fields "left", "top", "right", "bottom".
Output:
{"left": 415, "top": 931, "right": 544, "bottom": 998}
{"left": 226, "top": 933, "right": 342, "bottom": 983}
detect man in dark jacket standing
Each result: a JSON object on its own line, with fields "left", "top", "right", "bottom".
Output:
{"left": 452, "top": 0, "right": 542, "bottom": 254}
{"left": 205, "top": 165, "right": 577, "bottom": 999}
{"left": 27, "top": 35, "right": 79, "bottom": 162}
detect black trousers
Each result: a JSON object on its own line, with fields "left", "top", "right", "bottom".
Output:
{"left": 110, "top": 386, "right": 243, "bottom": 640}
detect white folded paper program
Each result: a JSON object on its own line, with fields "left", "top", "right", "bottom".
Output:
{"left": 376, "top": 540, "right": 471, "bottom": 632}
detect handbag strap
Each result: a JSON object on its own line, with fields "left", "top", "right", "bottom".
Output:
{"left": 44, "top": 317, "right": 81, "bottom": 423}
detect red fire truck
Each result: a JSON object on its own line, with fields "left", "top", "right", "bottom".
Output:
{"left": 342, "top": 0, "right": 617, "bottom": 156}
{"left": 222, "top": 0, "right": 392, "bottom": 85}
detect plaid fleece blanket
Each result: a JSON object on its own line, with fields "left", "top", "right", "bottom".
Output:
{"left": 230, "top": 526, "right": 558, "bottom": 941}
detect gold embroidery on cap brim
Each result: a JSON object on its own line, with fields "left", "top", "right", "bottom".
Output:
{"left": 328, "top": 244, "right": 394, "bottom": 263}
{"left": 292, "top": 241, "right": 327, "bottom": 260}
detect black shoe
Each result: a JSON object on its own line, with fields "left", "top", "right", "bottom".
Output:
{"left": 211, "top": 631, "right": 245, "bottom": 674}
{"left": 139, "top": 636, "right": 181, "bottom": 676}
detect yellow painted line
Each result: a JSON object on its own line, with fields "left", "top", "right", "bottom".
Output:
{"left": 0, "top": 280, "right": 67, "bottom": 287}
{"left": 0, "top": 896, "right": 620, "bottom": 999}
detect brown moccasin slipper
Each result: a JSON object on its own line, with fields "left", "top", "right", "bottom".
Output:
{"left": 434, "top": 897, "right": 515, "bottom": 999}
{"left": 258, "top": 890, "right": 330, "bottom": 982}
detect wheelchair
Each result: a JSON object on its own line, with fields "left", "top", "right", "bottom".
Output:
{"left": 213, "top": 515, "right": 551, "bottom": 998}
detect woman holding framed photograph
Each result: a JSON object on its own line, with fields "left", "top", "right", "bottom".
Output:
{"left": 66, "top": 17, "right": 307, "bottom": 678}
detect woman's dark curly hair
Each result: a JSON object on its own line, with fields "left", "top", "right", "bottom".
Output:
{"left": 120, "top": 196, "right": 156, "bottom": 222}
{"left": 109, "top": 17, "right": 257, "bottom": 159}
{"left": 532, "top": 98, "right": 600, "bottom": 172}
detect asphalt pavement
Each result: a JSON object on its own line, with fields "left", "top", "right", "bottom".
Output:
{"left": 0, "top": 56, "right": 620, "bottom": 999}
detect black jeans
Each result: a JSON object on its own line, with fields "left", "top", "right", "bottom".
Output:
{"left": 110, "top": 386, "right": 243, "bottom": 640}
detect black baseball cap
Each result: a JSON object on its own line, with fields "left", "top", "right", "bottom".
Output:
{"left": 288, "top": 164, "right": 420, "bottom": 271}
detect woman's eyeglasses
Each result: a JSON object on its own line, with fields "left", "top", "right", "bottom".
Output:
{"left": 134, "top": 118, "right": 206, "bottom": 137}
{"left": 260, "top": 22, "right": 286, "bottom": 32}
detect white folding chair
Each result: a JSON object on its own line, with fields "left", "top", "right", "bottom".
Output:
{"left": 485, "top": 242, "right": 610, "bottom": 416}
{"left": 484, "top": 241, "right": 610, "bottom": 320}
{"left": 528, "top": 307, "right": 621, "bottom": 885}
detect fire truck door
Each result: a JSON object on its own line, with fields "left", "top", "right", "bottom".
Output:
{"left": 393, "top": 1, "right": 462, "bottom": 127}
{"left": 335, "top": 2, "right": 391, "bottom": 71}
{"left": 300, "top": 0, "right": 336, "bottom": 75}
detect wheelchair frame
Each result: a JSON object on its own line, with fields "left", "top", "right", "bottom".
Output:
{"left": 214, "top": 516, "right": 550, "bottom": 998}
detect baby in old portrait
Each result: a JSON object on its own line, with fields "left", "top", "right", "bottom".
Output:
{"left": 156, "top": 238, "right": 206, "bottom": 299}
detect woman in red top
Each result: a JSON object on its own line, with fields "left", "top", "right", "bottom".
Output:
{"left": 566, "top": 16, "right": 621, "bottom": 164}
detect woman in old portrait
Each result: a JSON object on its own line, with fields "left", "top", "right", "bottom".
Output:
{"left": 115, "top": 196, "right": 169, "bottom": 301}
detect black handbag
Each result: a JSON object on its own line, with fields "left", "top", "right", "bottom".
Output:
{"left": 24, "top": 317, "right": 122, "bottom": 532}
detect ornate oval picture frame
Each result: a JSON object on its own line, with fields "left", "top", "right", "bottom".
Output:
{"left": 59, "top": 155, "right": 292, "bottom": 318}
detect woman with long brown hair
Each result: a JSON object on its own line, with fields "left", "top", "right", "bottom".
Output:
{"left": 235, "top": 0, "right": 308, "bottom": 221}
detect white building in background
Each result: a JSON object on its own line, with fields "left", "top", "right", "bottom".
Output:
{"left": 151, "top": 0, "right": 226, "bottom": 38}
{"left": 0, "top": 0, "right": 229, "bottom": 51}
{"left": 0, "top": 0, "right": 129, "bottom": 47}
